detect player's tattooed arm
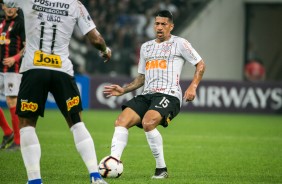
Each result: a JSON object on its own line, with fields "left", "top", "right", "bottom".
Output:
{"left": 103, "top": 74, "right": 145, "bottom": 97}
{"left": 193, "top": 60, "right": 205, "bottom": 83}
{"left": 183, "top": 60, "right": 205, "bottom": 102}
{"left": 123, "top": 74, "right": 145, "bottom": 93}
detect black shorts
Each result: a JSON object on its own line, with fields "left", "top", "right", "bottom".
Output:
{"left": 16, "top": 69, "right": 82, "bottom": 118}
{"left": 122, "top": 93, "right": 180, "bottom": 128}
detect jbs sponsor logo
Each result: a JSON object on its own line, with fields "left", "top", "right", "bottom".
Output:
{"left": 66, "top": 96, "right": 80, "bottom": 111}
{"left": 146, "top": 60, "right": 167, "bottom": 70}
{"left": 21, "top": 102, "right": 38, "bottom": 112}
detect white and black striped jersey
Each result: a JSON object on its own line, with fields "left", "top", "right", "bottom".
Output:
{"left": 138, "top": 35, "right": 202, "bottom": 105}
{"left": 4, "top": 0, "right": 96, "bottom": 76}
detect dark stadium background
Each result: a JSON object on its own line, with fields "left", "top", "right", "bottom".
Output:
{"left": 0, "top": 1, "right": 281, "bottom": 183}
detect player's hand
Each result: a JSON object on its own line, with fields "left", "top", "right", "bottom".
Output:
{"left": 183, "top": 86, "right": 196, "bottom": 102}
{"left": 2, "top": 57, "right": 15, "bottom": 68}
{"left": 103, "top": 84, "right": 125, "bottom": 97}
{"left": 99, "top": 47, "right": 111, "bottom": 63}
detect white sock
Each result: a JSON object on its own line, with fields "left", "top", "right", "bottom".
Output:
{"left": 71, "top": 122, "right": 98, "bottom": 173}
{"left": 110, "top": 126, "right": 128, "bottom": 160}
{"left": 20, "top": 126, "right": 41, "bottom": 181}
{"left": 145, "top": 129, "right": 166, "bottom": 168}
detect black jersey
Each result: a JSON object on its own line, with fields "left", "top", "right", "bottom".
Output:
{"left": 0, "top": 11, "right": 25, "bottom": 73}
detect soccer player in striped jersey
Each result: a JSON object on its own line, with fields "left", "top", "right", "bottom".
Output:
{"left": 104, "top": 10, "right": 206, "bottom": 179}
{"left": 0, "top": 4, "right": 25, "bottom": 150}
{"left": 1, "top": 0, "right": 111, "bottom": 183}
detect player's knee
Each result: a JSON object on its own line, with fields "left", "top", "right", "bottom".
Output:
{"left": 114, "top": 116, "right": 133, "bottom": 129}
{"left": 114, "top": 116, "right": 126, "bottom": 127}
{"left": 142, "top": 118, "right": 158, "bottom": 132}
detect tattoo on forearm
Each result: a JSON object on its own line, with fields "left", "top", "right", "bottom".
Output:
{"left": 195, "top": 62, "right": 205, "bottom": 79}
{"left": 123, "top": 74, "right": 145, "bottom": 93}
{"left": 195, "top": 67, "right": 205, "bottom": 78}
{"left": 191, "top": 62, "right": 205, "bottom": 88}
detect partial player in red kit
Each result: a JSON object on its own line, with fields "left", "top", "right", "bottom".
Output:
{"left": 0, "top": 4, "right": 25, "bottom": 150}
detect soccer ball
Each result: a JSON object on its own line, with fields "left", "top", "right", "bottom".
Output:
{"left": 98, "top": 156, "right": 123, "bottom": 178}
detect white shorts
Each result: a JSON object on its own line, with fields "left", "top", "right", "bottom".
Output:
{"left": 0, "top": 72, "right": 22, "bottom": 96}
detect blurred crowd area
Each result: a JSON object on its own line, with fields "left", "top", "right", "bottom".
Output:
{"left": 71, "top": 0, "right": 207, "bottom": 77}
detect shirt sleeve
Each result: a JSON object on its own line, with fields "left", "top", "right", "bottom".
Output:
{"left": 178, "top": 37, "right": 202, "bottom": 65}
{"left": 137, "top": 44, "right": 146, "bottom": 74}
{"left": 76, "top": 1, "right": 96, "bottom": 35}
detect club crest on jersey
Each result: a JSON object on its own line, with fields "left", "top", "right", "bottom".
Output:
{"left": 162, "top": 43, "right": 172, "bottom": 52}
{"left": 0, "top": 32, "right": 11, "bottom": 45}
{"left": 146, "top": 43, "right": 153, "bottom": 52}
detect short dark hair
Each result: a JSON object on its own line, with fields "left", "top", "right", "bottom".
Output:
{"left": 155, "top": 10, "right": 173, "bottom": 23}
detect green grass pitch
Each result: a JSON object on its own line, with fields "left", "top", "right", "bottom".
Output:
{"left": 0, "top": 109, "right": 281, "bottom": 184}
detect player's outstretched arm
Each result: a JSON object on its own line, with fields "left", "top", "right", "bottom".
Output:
{"left": 87, "top": 28, "right": 111, "bottom": 63}
{"left": 104, "top": 74, "right": 145, "bottom": 97}
{"left": 183, "top": 60, "right": 205, "bottom": 102}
